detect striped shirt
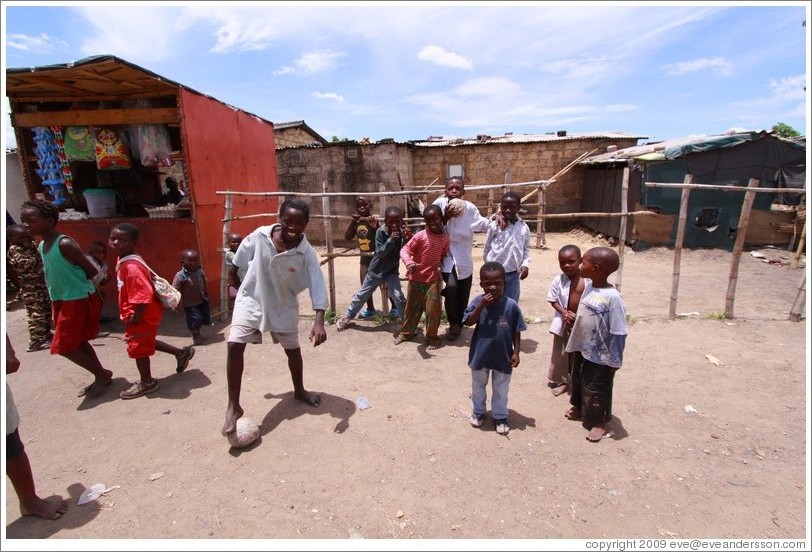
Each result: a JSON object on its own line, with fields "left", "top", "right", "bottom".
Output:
{"left": 399, "top": 229, "right": 450, "bottom": 284}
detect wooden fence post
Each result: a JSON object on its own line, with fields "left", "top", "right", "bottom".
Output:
{"left": 218, "top": 190, "right": 233, "bottom": 322}
{"left": 669, "top": 174, "right": 693, "bottom": 320}
{"left": 322, "top": 180, "right": 336, "bottom": 314}
{"left": 615, "top": 167, "right": 629, "bottom": 293}
{"left": 724, "top": 178, "right": 760, "bottom": 319}
{"left": 788, "top": 272, "right": 805, "bottom": 322}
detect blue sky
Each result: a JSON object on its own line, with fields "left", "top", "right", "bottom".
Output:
{"left": 2, "top": 1, "right": 809, "bottom": 149}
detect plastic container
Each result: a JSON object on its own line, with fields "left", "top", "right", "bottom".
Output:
{"left": 83, "top": 188, "right": 117, "bottom": 218}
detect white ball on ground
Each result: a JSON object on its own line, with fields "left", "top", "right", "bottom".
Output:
{"left": 227, "top": 417, "right": 260, "bottom": 448}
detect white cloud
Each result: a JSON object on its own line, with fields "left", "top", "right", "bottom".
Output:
{"left": 663, "top": 57, "right": 733, "bottom": 77}
{"left": 273, "top": 50, "right": 344, "bottom": 76}
{"left": 312, "top": 92, "right": 344, "bottom": 102}
{"left": 74, "top": 7, "right": 180, "bottom": 63}
{"left": 417, "top": 45, "right": 473, "bottom": 70}
{"left": 6, "top": 33, "right": 67, "bottom": 53}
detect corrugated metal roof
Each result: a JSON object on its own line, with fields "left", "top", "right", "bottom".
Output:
{"left": 579, "top": 130, "right": 805, "bottom": 165}
{"left": 5, "top": 55, "right": 275, "bottom": 127}
{"left": 409, "top": 131, "right": 647, "bottom": 147}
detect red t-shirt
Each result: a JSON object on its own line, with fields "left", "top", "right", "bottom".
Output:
{"left": 116, "top": 259, "right": 164, "bottom": 326}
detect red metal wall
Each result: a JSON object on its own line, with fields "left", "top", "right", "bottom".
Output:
{"left": 178, "top": 89, "right": 279, "bottom": 310}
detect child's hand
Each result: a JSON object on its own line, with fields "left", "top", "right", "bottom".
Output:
{"left": 519, "top": 267, "right": 529, "bottom": 280}
{"left": 405, "top": 263, "right": 417, "bottom": 275}
{"left": 481, "top": 292, "right": 496, "bottom": 306}
{"left": 510, "top": 351, "right": 520, "bottom": 368}
{"left": 402, "top": 227, "right": 413, "bottom": 240}
{"left": 351, "top": 214, "right": 361, "bottom": 223}
{"left": 564, "top": 310, "right": 575, "bottom": 326}
{"left": 309, "top": 322, "right": 327, "bottom": 346}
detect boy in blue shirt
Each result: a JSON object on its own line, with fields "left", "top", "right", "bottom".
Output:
{"left": 463, "top": 261, "right": 527, "bottom": 436}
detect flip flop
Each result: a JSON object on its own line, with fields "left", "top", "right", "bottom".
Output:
{"left": 586, "top": 429, "right": 614, "bottom": 442}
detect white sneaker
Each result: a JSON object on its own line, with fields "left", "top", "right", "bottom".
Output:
{"left": 469, "top": 413, "right": 484, "bottom": 428}
{"left": 336, "top": 316, "right": 351, "bottom": 331}
{"left": 495, "top": 420, "right": 509, "bottom": 435}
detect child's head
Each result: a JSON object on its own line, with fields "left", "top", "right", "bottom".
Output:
{"left": 499, "top": 191, "right": 521, "bottom": 223}
{"left": 422, "top": 204, "right": 445, "bottom": 236}
{"left": 383, "top": 206, "right": 404, "bottom": 234}
{"left": 278, "top": 198, "right": 310, "bottom": 245}
{"left": 444, "top": 177, "right": 464, "bottom": 200}
{"left": 580, "top": 247, "right": 619, "bottom": 282}
{"left": 181, "top": 249, "right": 201, "bottom": 271}
{"left": 558, "top": 245, "right": 582, "bottom": 278}
{"left": 479, "top": 261, "right": 506, "bottom": 302}
{"left": 355, "top": 196, "right": 372, "bottom": 217}
{"left": 108, "top": 223, "right": 140, "bottom": 257}
{"left": 6, "top": 224, "right": 32, "bottom": 249}
{"left": 88, "top": 241, "right": 107, "bottom": 263}
{"left": 19, "top": 200, "right": 59, "bottom": 238}
{"left": 227, "top": 233, "right": 243, "bottom": 253}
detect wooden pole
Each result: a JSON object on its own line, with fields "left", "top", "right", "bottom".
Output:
{"left": 535, "top": 185, "right": 546, "bottom": 249}
{"left": 790, "top": 221, "right": 806, "bottom": 269}
{"left": 378, "top": 182, "right": 390, "bottom": 316}
{"left": 669, "top": 174, "right": 693, "bottom": 320}
{"left": 724, "top": 178, "right": 760, "bottom": 319}
{"left": 218, "top": 190, "right": 233, "bottom": 322}
{"left": 615, "top": 167, "right": 629, "bottom": 293}
{"left": 788, "top": 272, "right": 805, "bottom": 322}
{"left": 322, "top": 180, "right": 336, "bottom": 314}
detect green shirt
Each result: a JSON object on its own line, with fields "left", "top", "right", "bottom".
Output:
{"left": 38, "top": 234, "right": 95, "bottom": 301}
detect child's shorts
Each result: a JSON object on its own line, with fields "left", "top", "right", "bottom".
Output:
{"left": 227, "top": 324, "right": 300, "bottom": 350}
{"left": 50, "top": 293, "right": 101, "bottom": 355}
{"left": 124, "top": 321, "right": 159, "bottom": 359}
{"left": 6, "top": 429, "right": 24, "bottom": 459}
{"left": 184, "top": 301, "right": 211, "bottom": 332}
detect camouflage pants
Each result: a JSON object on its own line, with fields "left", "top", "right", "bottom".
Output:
{"left": 19, "top": 285, "right": 52, "bottom": 347}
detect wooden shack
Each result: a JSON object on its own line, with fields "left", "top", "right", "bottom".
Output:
{"left": 6, "top": 55, "right": 279, "bottom": 317}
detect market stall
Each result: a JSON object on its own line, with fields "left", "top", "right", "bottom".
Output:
{"left": 6, "top": 55, "right": 279, "bottom": 318}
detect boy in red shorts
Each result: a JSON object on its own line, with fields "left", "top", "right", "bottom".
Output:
{"left": 109, "top": 223, "right": 195, "bottom": 400}
{"left": 19, "top": 200, "right": 113, "bottom": 399}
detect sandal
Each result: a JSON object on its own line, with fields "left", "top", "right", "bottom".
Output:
{"left": 120, "top": 379, "right": 159, "bottom": 400}
{"left": 176, "top": 346, "right": 195, "bottom": 373}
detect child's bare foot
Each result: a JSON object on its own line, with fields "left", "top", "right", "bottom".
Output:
{"left": 426, "top": 338, "right": 442, "bottom": 350}
{"left": 586, "top": 425, "right": 613, "bottom": 442}
{"left": 20, "top": 496, "right": 68, "bottom": 519}
{"left": 393, "top": 335, "right": 411, "bottom": 345}
{"left": 550, "top": 383, "right": 568, "bottom": 397}
{"left": 77, "top": 369, "right": 113, "bottom": 398}
{"left": 294, "top": 390, "right": 321, "bottom": 407}
{"left": 221, "top": 404, "right": 244, "bottom": 436}
{"left": 564, "top": 406, "right": 581, "bottom": 420}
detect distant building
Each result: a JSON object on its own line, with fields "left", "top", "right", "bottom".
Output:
{"left": 274, "top": 120, "right": 328, "bottom": 148}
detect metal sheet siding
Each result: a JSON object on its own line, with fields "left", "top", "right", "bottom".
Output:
{"left": 179, "top": 88, "right": 279, "bottom": 307}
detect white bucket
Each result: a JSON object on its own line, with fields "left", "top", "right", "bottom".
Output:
{"left": 83, "top": 189, "right": 117, "bottom": 218}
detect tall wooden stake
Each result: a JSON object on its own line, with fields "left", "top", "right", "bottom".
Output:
{"left": 615, "top": 167, "right": 629, "bottom": 293}
{"left": 724, "top": 178, "right": 760, "bottom": 319}
{"left": 788, "top": 272, "right": 805, "bottom": 322}
{"left": 219, "top": 190, "right": 233, "bottom": 322}
{"left": 322, "top": 180, "right": 336, "bottom": 313}
{"left": 669, "top": 174, "right": 693, "bottom": 320}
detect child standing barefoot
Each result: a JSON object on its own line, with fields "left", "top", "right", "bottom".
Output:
{"left": 565, "top": 247, "right": 628, "bottom": 442}
{"left": 546, "top": 245, "right": 586, "bottom": 397}
{"left": 6, "top": 336, "right": 69, "bottom": 519}
{"left": 109, "top": 223, "right": 195, "bottom": 400}
{"left": 222, "top": 198, "right": 328, "bottom": 440}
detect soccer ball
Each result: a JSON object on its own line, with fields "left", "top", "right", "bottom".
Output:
{"left": 447, "top": 198, "right": 465, "bottom": 217}
{"left": 227, "top": 417, "right": 260, "bottom": 448}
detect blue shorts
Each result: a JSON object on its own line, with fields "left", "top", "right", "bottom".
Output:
{"left": 184, "top": 301, "right": 211, "bottom": 332}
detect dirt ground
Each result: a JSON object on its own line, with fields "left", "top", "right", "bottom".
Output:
{"left": 2, "top": 228, "right": 808, "bottom": 546}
